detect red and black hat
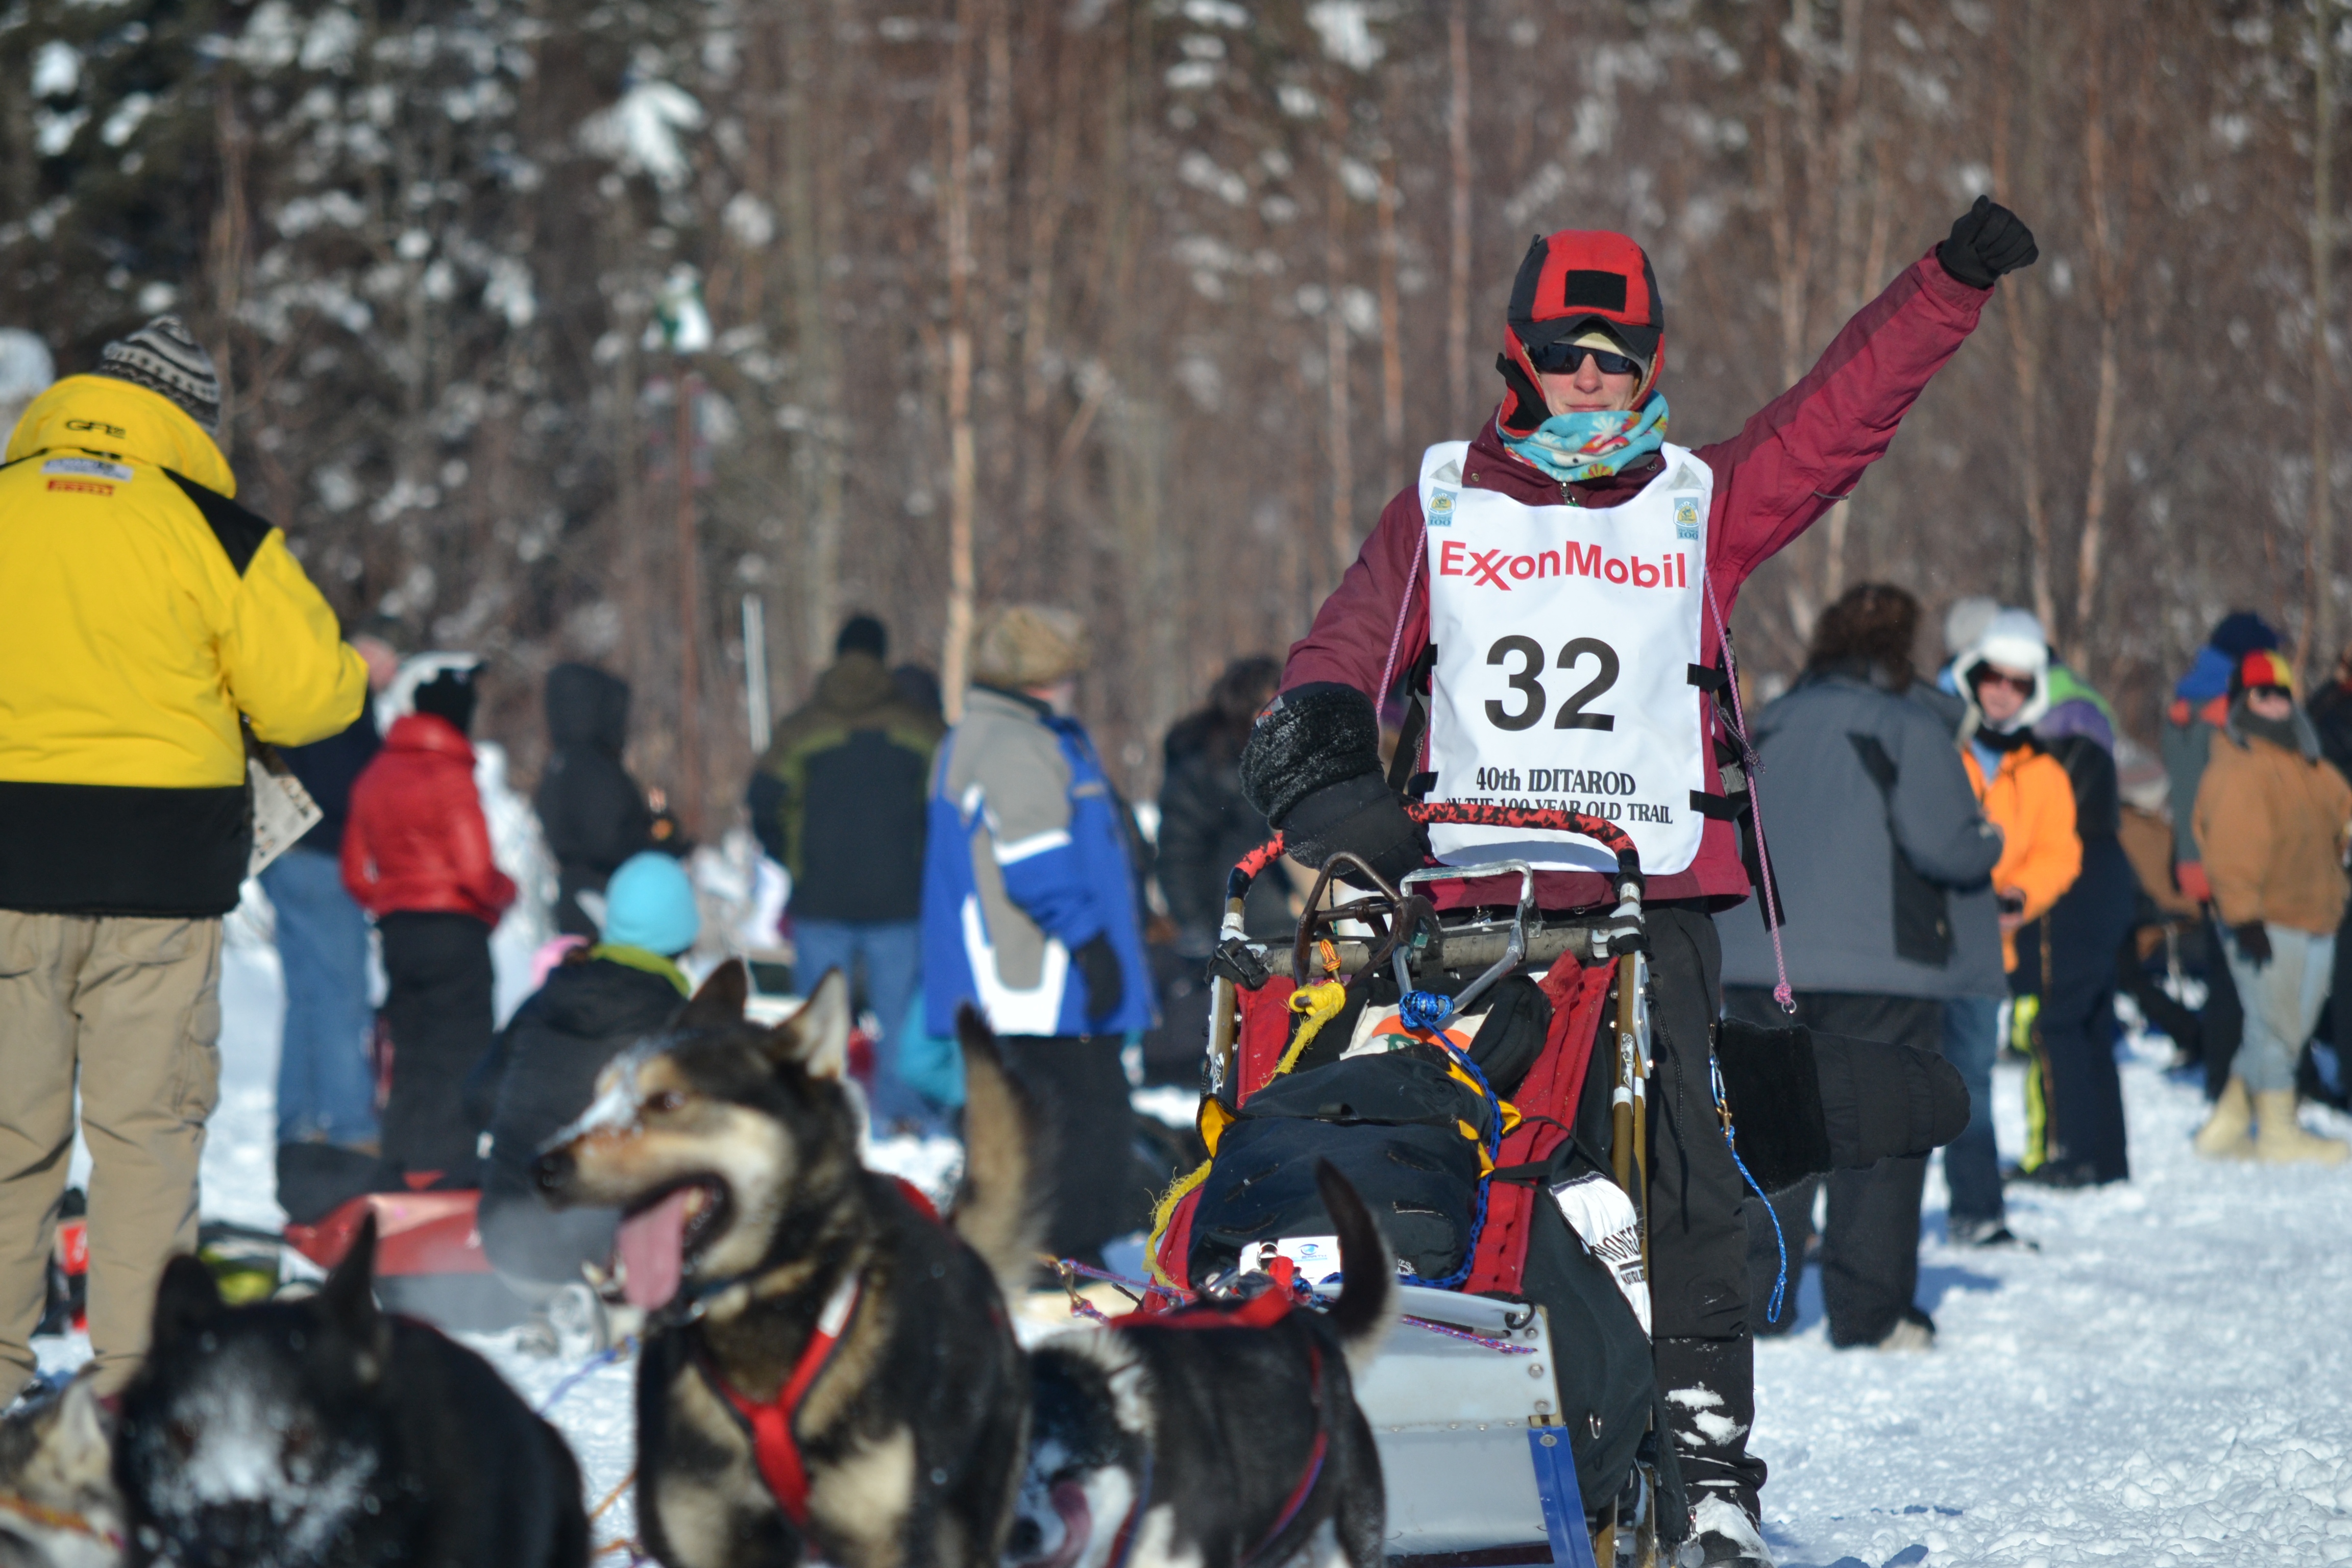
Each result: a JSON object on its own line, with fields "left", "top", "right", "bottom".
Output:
{"left": 2232, "top": 648, "right": 2296, "bottom": 699}
{"left": 1496, "top": 230, "right": 1665, "bottom": 434}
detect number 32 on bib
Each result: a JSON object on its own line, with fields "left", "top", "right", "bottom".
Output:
{"left": 1417, "top": 438, "right": 1714, "bottom": 878}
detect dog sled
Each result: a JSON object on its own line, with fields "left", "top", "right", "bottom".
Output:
{"left": 1145, "top": 802, "right": 1686, "bottom": 1568}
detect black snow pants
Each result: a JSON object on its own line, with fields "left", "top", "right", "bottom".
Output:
{"left": 1726, "top": 989, "right": 1944, "bottom": 1349}
{"left": 2015, "top": 835, "right": 2137, "bottom": 1184}
{"left": 997, "top": 1035, "right": 1153, "bottom": 1264}
{"left": 1639, "top": 907, "right": 1767, "bottom": 1523}
{"left": 377, "top": 911, "right": 497, "bottom": 1183}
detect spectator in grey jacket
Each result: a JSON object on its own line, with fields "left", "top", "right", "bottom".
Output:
{"left": 1718, "top": 584, "right": 2005, "bottom": 1351}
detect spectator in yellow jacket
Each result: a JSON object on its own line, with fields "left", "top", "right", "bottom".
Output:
{"left": 2191, "top": 649, "right": 2352, "bottom": 1165}
{"left": 0, "top": 318, "right": 365, "bottom": 1395}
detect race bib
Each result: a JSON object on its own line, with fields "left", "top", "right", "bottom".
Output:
{"left": 1418, "top": 440, "right": 1713, "bottom": 877}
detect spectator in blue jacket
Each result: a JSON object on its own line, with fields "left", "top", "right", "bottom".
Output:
{"left": 922, "top": 605, "right": 1156, "bottom": 1262}
{"left": 265, "top": 630, "right": 399, "bottom": 1219}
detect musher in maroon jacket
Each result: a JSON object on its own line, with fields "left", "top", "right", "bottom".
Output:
{"left": 1238, "top": 198, "right": 2037, "bottom": 1564}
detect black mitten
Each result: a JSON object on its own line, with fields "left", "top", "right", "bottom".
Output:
{"left": 1279, "top": 772, "right": 1427, "bottom": 888}
{"left": 2232, "top": 921, "right": 2273, "bottom": 968}
{"left": 1938, "top": 194, "right": 2039, "bottom": 288}
{"left": 1239, "top": 682, "right": 1427, "bottom": 886}
{"left": 1240, "top": 682, "right": 1383, "bottom": 822}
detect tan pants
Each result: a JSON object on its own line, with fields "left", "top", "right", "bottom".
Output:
{"left": 0, "top": 912, "right": 222, "bottom": 1396}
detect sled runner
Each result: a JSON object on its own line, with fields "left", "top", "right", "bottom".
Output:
{"left": 1149, "top": 802, "right": 1673, "bottom": 1568}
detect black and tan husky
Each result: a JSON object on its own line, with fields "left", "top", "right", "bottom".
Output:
{"left": 534, "top": 962, "right": 1037, "bottom": 1568}
{"left": 1008, "top": 1161, "right": 1398, "bottom": 1568}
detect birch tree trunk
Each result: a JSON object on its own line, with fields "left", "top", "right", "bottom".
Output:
{"left": 2310, "top": 0, "right": 2338, "bottom": 675}
{"left": 1377, "top": 149, "right": 1404, "bottom": 492}
{"left": 1447, "top": 7, "right": 1473, "bottom": 430}
{"left": 208, "top": 68, "right": 245, "bottom": 460}
{"left": 941, "top": 0, "right": 978, "bottom": 718}
{"left": 1325, "top": 95, "right": 1354, "bottom": 592}
{"left": 786, "top": 0, "right": 846, "bottom": 679}
{"left": 1996, "top": 0, "right": 2057, "bottom": 634}
{"left": 2072, "top": 63, "right": 2127, "bottom": 661}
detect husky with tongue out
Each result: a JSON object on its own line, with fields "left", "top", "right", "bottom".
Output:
{"left": 534, "top": 962, "right": 1038, "bottom": 1568}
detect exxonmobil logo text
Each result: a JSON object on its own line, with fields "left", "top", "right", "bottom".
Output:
{"left": 1437, "top": 537, "right": 1689, "bottom": 591}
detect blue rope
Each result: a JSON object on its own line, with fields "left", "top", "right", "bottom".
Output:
{"left": 1710, "top": 1059, "right": 1786, "bottom": 1321}
{"left": 1399, "top": 989, "right": 1455, "bottom": 1033}
{"left": 536, "top": 1335, "right": 637, "bottom": 1417}
{"left": 1400, "top": 1028, "right": 1503, "bottom": 1291}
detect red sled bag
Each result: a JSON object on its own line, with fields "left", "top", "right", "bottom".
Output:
{"left": 287, "top": 1191, "right": 525, "bottom": 1331}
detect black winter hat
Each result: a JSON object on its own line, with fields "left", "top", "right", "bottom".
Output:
{"left": 94, "top": 315, "right": 222, "bottom": 435}
{"left": 2209, "top": 612, "right": 2282, "bottom": 659}
{"left": 412, "top": 668, "right": 479, "bottom": 736}
{"left": 836, "top": 615, "right": 888, "bottom": 659}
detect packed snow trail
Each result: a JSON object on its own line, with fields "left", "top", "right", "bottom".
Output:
{"left": 137, "top": 939, "right": 2352, "bottom": 1566}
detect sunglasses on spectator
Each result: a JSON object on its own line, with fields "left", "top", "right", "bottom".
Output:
{"left": 1973, "top": 671, "right": 2035, "bottom": 697}
{"left": 1528, "top": 341, "right": 1643, "bottom": 378}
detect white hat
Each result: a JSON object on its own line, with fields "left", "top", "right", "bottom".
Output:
{"left": 1942, "top": 595, "right": 2000, "bottom": 658}
{"left": 1955, "top": 608, "right": 2050, "bottom": 733}
{"left": 376, "top": 651, "right": 484, "bottom": 730}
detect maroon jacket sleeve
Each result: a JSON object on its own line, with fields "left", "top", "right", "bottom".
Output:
{"left": 1698, "top": 247, "right": 1991, "bottom": 592}
{"left": 1281, "top": 483, "right": 1432, "bottom": 698}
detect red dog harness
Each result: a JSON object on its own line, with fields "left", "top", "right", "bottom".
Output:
{"left": 1100, "top": 1262, "right": 1330, "bottom": 1568}
{"left": 703, "top": 1270, "right": 863, "bottom": 1528}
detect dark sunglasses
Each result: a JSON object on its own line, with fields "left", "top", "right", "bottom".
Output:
{"left": 1527, "top": 341, "right": 1642, "bottom": 378}
{"left": 1973, "top": 670, "right": 2035, "bottom": 697}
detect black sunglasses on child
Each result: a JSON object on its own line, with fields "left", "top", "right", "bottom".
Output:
{"left": 1527, "top": 341, "right": 1643, "bottom": 378}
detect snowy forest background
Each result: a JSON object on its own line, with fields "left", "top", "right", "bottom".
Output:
{"left": 0, "top": 0, "right": 2338, "bottom": 828}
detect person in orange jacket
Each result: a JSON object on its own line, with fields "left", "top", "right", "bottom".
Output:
{"left": 1956, "top": 627, "right": 2081, "bottom": 971}
{"left": 344, "top": 654, "right": 516, "bottom": 1185}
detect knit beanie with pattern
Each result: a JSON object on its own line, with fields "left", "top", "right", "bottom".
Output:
{"left": 94, "top": 315, "right": 220, "bottom": 434}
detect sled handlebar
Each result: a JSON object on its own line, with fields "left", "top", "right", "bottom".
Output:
{"left": 1223, "top": 802, "right": 1645, "bottom": 905}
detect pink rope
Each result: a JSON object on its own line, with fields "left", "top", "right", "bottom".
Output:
{"left": 1374, "top": 526, "right": 1427, "bottom": 712}
{"left": 1702, "top": 573, "right": 1796, "bottom": 1014}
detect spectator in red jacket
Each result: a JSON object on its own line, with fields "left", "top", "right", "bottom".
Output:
{"left": 344, "top": 654, "right": 515, "bottom": 1184}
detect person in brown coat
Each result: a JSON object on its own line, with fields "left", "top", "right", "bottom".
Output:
{"left": 2191, "top": 649, "right": 2352, "bottom": 1164}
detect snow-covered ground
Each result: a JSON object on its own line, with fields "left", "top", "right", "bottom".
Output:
{"left": 70, "top": 936, "right": 2352, "bottom": 1566}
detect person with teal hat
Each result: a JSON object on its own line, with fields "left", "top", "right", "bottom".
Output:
{"left": 468, "top": 850, "right": 700, "bottom": 1327}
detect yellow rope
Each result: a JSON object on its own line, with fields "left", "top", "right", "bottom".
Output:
{"left": 1272, "top": 978, "right": 1350, "bottom": 1079}
{"left": 1147, "top": 977, "right": 1352, "bottom": 1286}
{"left": 1145, "top": 1159, "right": 1211, "bottom": 1288}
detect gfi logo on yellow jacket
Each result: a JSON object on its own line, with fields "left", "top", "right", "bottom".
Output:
{"left": 0, "top": 374, "right": 366, "bottom": 916}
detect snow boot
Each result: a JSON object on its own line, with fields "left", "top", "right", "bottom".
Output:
{"left": 1678, "top": 1494, "right": 1775, "bottom": 1566}
{"left": 1873, "top": 1307, "right": 1935, "bottom": 1352}
{"left": 2251, "top": 1089, "right": 2350, "bottom": 1165}
{"left": 2193, "top": 1075, "right": 2256, "bottom": 1160}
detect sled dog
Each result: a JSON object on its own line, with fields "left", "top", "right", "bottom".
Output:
{"left": 1009, "top": 1160, "right": 1396, "bottom": 1568}
{"left": 114, "top": 1216, "right": 586, "bottom": 1568}
{"left": 534, "top": 963, "right": 1035, "bottom": 1568}
{"left": 0, "top": 1374, "right": 120, "bottom": 1568}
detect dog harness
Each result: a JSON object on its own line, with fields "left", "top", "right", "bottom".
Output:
{"left": 1100, "top": 1265, "right": 1330, "bottom": 1568}
{"left": 702, "top": 1269, "right": 862, "bottom": 1529}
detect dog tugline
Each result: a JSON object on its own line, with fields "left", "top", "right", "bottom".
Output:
{"left": 1223, "top": 206, "right": 2038, "bottom": 1565}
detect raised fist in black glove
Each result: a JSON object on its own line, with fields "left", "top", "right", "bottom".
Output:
{"left": 1075, "top": 933, "right": 1125, "bottom": 1029}
{"left": 1938, "top": 194, "right": 2038, "bottom": 289}
{"left": 2231, "top": 921, "right": 2273, "bottom": 969}
{"left": 1239, "top": 682, "right": 1428, "bottom": 889}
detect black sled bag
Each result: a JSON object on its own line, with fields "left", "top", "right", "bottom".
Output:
{"left": 1188, "top": 1044, "right": 1493, "bottom": 1284}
